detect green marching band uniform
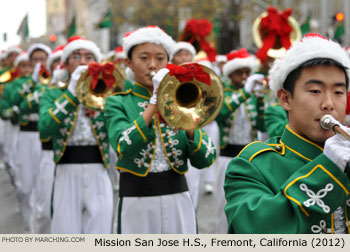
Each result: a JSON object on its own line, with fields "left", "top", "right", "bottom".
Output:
{"left": 38, "top": 86, "right": 110, "bottom": 168}
{"left": 264, "top": 101, "right": 288, "bottom": 138}
{"left": 1, "top": 76, "right": 35, "bottom": 123}
{"left": 216, "top": 83, "right": 265, "bottom": 150}
{"left": 224, "top": 125, "right": 350, "bottom": 234}
{"left": 105, "top": 82, "right": 216, "bottom": 176}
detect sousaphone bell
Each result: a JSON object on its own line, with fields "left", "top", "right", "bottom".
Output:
{"left": 157, "top": 63, "right": 224, "bottom": 130}
{"left": 252, "top": 8, "right": 302, "bottom": 59}
{"left": 76, "top": 62, "right": 126, "bottom": 111}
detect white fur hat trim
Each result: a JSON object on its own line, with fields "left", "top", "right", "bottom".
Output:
{"left": 123, "top": 26, "right": 176, "bottom": 57}
{"left": 269, "top": 35, "right": 350, "bottom": 96}
{"left": 14, "top": 52, "right": 29, "bottom": 67}
{"left": 47, "top": 50, "right": 63, "bottom": 72}
{"left": 223, "top": 56, "right": 257, "bottom": 78}
{"left": 61, "top": 39, "right": 101, "bottom": 63}
{"left": 171, "top": 42, "right": 196, "bottom": 61}
{"left": 28, "top": 43, "right": 52, "bottom": 58}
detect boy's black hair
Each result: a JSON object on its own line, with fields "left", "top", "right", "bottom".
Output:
{"left": 283, "top": 58, "right": 349, "bottom": 96}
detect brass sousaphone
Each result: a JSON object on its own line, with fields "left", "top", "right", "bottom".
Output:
{"left": 76, "top": 62, "right": 126, "bottom": 110}
{"left": 157, "top": 63, "right": 224, "bottom": 130}
{"left": 252, "top": 10, "right": 302, "bottom": 59}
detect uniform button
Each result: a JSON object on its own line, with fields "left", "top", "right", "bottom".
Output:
{"left": 276, "top": 145, "right": 282, "bottom": 151}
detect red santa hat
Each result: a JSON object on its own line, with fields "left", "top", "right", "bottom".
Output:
{"left": 47, "top": 45, "right": 64, "bottom": 72}
{"left": 14, "top": 52, "right": 29, "bottom": 67}
{"left": 171, "top": 42, "right": 196, "bottom": 61}
{"left": 269, "top": 33, "right": 350, "bottom": 96}
{"left": 114, "top": 46, "right": 126, "bottom": 59}
{"left": 61, "top": 36, "right": 102, "bottom": 63}
{"left": 28, "top": 43, "right": 52, "bottom": 58}
{"left": 5, "top": 46, "right": 23, "bottom": 57}
{"left": 122, "top": 26, "right": 176, "bottom": 58}
{"left": 222, "top": 48, "right": 257, "bottom": 78}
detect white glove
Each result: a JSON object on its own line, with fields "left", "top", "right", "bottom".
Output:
{"left": 324, "top": 122, "right": 350, "bottom": 172}
{"left": 67, "top": 65, "right": 88, "bottom": 97}
{"left": 32, "top": 63, "right": 41, "bottom": 83}
{"left": 244, "top": 74, "right": 265, "bottom": 94}
{"left": 149, "top": 68, "right": 169, "bottom": 105}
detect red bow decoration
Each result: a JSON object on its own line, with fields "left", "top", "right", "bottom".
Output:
{"left": 10, "top": 67, "right": 19, "bottom": 81}
{"left": 181, "top": 19, "right": 217, "bottom": 62}
{"left": 226, "top": 48, "right": 251, "bottom": 61}
{"left": 85, "top": 108, "right": 96, "bottom": 118}
{"left": 256, "top": 6, "right": 293, "bottom": 63}
{"left": 166, "top": 63, "right": 211, "bottom": 86}
{"left": 39, "top": 65, "right": 50, "bottom": 79}
{"left": 86, "top": 62, "right": 115, "bottom": 90}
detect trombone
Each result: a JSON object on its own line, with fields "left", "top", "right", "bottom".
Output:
{"left": 320, "top": 114, "right": 350, "bottom": 141}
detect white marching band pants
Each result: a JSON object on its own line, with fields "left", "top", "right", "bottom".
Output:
{"left": 116, "top": 191, "right": 196, "bottom": 234}
{"left": 34, "top": 149, "right": 55, "bottom": 233}
{"left": 50, "top": 163, "right": 113, "bottom": 234}
{"left": 15, "top": 130, "right": 42, "bottom": 231}
{"left": 215, "top": 156, "right": 231, "bottom": 234}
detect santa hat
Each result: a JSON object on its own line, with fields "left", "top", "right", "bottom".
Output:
{"left": 222, "top": 48, "right": 257, "bottom": 78}
{"left": 28, "top": 43, "right": 52, "bottom": 58}
{"left": 269, "top": 33, "right": 350, "bottom": 96}
{"left": 170, "top": 42, "right": 196, "bottom": 61}
{"left": 47, "top": 45, "right": 64, "bottom": 72}
{"left": 61, "top": 36, "right": 102, "bottom": 63}
{"left": 123, "top": 26, "right": 176, "bottom": 58}
{"left": 114, "top": 46, "right": 126, "bottom": 59}
{"left": 215, "top": 55, "right": 227, "bottom": 63}
{"left": 5, "top": 46, "right": 22, "bottom": 57}
{"left": 14, "top": 52, "right": 29, "bottom": 67}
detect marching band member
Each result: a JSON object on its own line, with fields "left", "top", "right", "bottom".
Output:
{"left": 3, "top": 43, "right": 51, "bottom": 231}
{"left": 171, "top": 41, "right": 196, "bottom": 65}
{"left": 215, "top": 48, "right": 265, "bottom": 233}
{"left": 0, "top": 52, "right": 31, "bottom": 185}
{"left": 18, "top": 45, "right": 64, "bottom": 233}
{"left": 225, "top": 34, "right": 350, "bottom": 233}
{"left": 104, "top": 26, "right": 216, "bottom": 234}
{"left": 38, "top": 36, "right": 113, "bottom": 233}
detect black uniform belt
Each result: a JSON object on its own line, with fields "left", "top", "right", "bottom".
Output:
{"left": 41, "top": 140, "right": 53, "bottom": 150}
{"left": 20, "top": 121, "right": 38, "bottom": 132}
{"left": 57, "top": 145, "right": 103, "bottom": 164}
{"left": 221, "top": 144, "right": 246, "bottom": 157}
{"left": 119, "top": 169, "right": 188, "bottom": 197}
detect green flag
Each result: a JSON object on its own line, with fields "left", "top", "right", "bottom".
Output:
{"left": 67, "top": 16, "right": 76, "bottom": 38}
{"left": 334, "top": 22, "right": 344, "bottom": 41}
{"left": 17, "top": 14, "right": 29, "bottom": 39}
{"left": 96, "top": 11, "right": 112, "bottom": 28}
{"left": 300, "top": 14, "right": 311, "bottom": 36}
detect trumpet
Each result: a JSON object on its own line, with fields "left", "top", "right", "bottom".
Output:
{"left": 320, "top": 114, "right": 350, "bottom": 141}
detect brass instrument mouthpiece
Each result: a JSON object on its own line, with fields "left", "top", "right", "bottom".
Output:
{"left": 150, "top": 71, "right": 156, "bottom": 78}
{"left": 320, "top": 114, "right": 335, "bottom": 130}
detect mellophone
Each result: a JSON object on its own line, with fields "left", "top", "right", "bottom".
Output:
{"left": 320, "top": 114, "right": 350, "bottom": 141}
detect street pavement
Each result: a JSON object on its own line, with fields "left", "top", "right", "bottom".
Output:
{"left": 0, "top": 159, "right": 218, "bottom": 234}
{"left": 0, "top": 161, "right": 26, "bottom": 233}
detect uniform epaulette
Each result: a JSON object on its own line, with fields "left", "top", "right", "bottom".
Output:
{"left": 238, "top": 141, "right": 283, "bottom": 162}
{"left": 272, "top": 102, "right": 280, "bottom": 106}
{"left": 111, "top": 88, "right": 132, "bottom": 96}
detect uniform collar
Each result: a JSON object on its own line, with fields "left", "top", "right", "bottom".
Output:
{"left": 132, "top": 82, "right": 152, "bottom": 99}
{"left": 280, "top": 125, "right": 323, "bottom": 161}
